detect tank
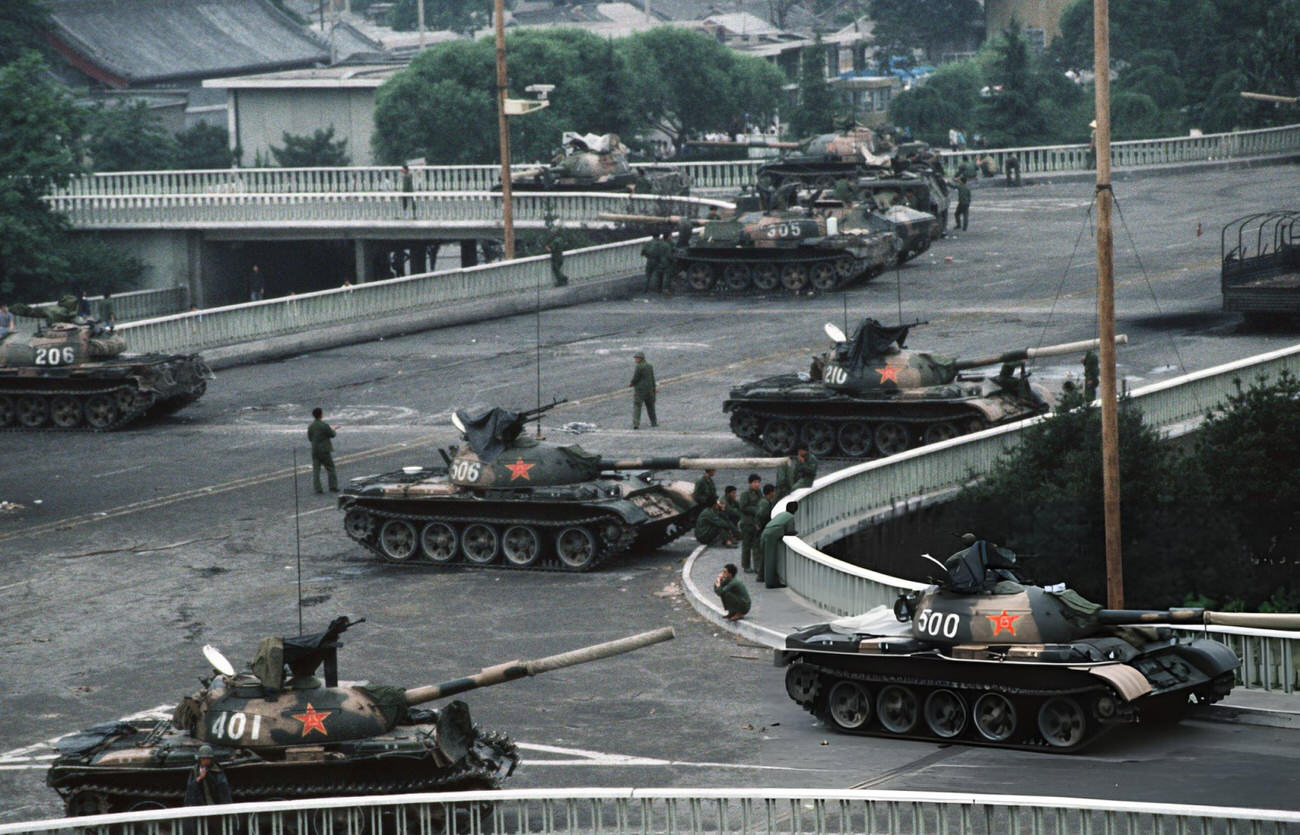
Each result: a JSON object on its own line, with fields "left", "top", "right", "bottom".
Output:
{"left": 47, "top": 616, "right": 674, "bottom": 813}
{"left": 0, "top": 321, "right": 212, "bottom": 431}
{"left": 723, "top": 319, "right": 1117, "bottom": 457}
{"left": 509, "top": 132, "right": 690, "bottom": 195}
{"left": 754, "top": 125, "right": 893, "bottom": 190}
{"left": 339, "top": 403, "right": 785, "bottom": 570}
{"left": 668, "top": 195, "right": 904, "bottom": 295}
{"left": 775, "top": 538, "right": 1298, "bottom": 751}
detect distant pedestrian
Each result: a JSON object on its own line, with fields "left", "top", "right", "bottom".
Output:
{"left": 1005, "top": 154, "right": 1021, "bottom": 186}
{"left": 547, "top": 237, "right": 568, "bottom": 287}
{"left": 184, "top": 744, "right": 232, "bottom": 806}
{"left": 100, "top": 291, "right": 115, "bottom": 331}
{"left": 248, "top": 264, "right": 266, "bottom": 301}
{"left": 400, "top": 164, "right": 416, "bottom": 218}
{"left": 713, "top": 563, "right": 751, "bottom": 621}
{"left": 629, "top": 350, "right": 657, "bottom": 429}
{"left": 0, "top": 303, "right": 14, "bottom": 338}
{"left": 952, "top": 177, "right": 971, "bottom": 232}
{"left": 695, "top": 499, "right": 740, "bottom": 547}
{"left": 75, "top": 289, "right": 91, "bottom": 319}
{"left": 307, "top": 407, "right": 339, "bottom": 494}
{"left": 759, "top": 500, "right": 798, "bottom": 589}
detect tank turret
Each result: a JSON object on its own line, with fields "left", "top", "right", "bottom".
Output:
{"left": 509, "top": 132, "right": 689, "bottom": 195}
{"left": 779, "top": 539, "right": 1300, "bottom": 751}
{"left": 723, "top": 319, "right": 1123, "bottom": 458}
{"left": 340, "top": 404, "right": 787, "bottom": 570}
{"left": 47, "top": 619, "right": 674, "bottom": 813}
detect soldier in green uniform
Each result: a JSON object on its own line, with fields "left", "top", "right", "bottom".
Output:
{"left": 629, "top": 350, "right": 657, "bottom": 428}
{"left": 759, "top": 500, "right": 798, "bottom": 589}
{"left": 1083, "top": 349, "right": 1100, "bottom": 401}
{"left": 753, "top": 484, "right": 776, "bottom": 582}
{"left": 737, "top": 474, "right": 763, "bottom": 573}
{"left": 307, "top": 407, "right": 339, "bottom": 493}
{"left": 776, "top": 447, "right": 818, "bottom": 498}
{"left": 722, "top": 485, "right": 742, "bottom": 524}
{"left": 547, "top": 236, "right": 568, "bottom": 287}
{"left": 694, "top": 499, "right": 740, "bottom": 546}
{"left": 832, "top": 177, "right": 858, "bottom": 204}
{"left": 713, "top": 563, "right": 751, "bottom": 621}
{"left": 641, "top": 236, "right": 662, "bottom": 292}
{"left": 952, "top": 176, "right": 971, "bottom": 231}
{"left": 693, "top": 467, "right": 718, "bottom": 507}
{"left": 652, "top": 232, "right": 674, "bottom": 293}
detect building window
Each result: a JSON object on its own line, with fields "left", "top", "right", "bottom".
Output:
{"left": 1025, "top": 27, "right": 1046, "bottom": 51}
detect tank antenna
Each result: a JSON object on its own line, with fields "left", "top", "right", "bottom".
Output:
{"left": 894, "top": 259, "right": 903, "bottom": 323}
{"left": 842, "top": 291, "right": 848, "bottom": 336}
{"left": 292, "top": 448, "right": 304, "bottom": 633}
{"left": 535, "top": 263, "right": 543, "bottom": 438}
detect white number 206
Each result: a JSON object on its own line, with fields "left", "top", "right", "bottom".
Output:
{"left": 35, "top": 347, "right": 76, "bottom": 365}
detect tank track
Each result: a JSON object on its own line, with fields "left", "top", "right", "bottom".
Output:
{"left": 671, "top": 253, "right": 881, "bottom": 296}
{"left": 344, "top": 505, "right": 646, "bottom": 572}
{"left": 727, "top": 404, "right": 996, "bottom": 458}
{"left": 0, "top": 384, "right": 159, "bottom": 432}
{"left": 784, "top": 659, "right": 1125, "bottom": 753}
{"left": 57, "top": 737, "right": 514, "bottom": 815}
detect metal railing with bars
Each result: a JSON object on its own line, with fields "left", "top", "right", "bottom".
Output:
{"left": 49, "top": 124, "right": 1300, "bottom": 199}
{"left": 3, "top": 788, "right": 1298, "bottom": 835}
{"left": 14, "top": 287, "right": 189, "bottom": 328}
{"left": 778, "top": 342, "right": 1300, "bottom": 695}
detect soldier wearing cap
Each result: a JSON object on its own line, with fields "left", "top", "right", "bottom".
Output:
{"left": 629, "top": 350, "right": 657, "bottom": 429}
{"left": 737, "top": 474, "right": 763, "bottom": 573}
{"left": 184, "top": 743, "right": 232, "bottom": 805}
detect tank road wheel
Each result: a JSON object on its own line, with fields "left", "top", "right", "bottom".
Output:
{"left": 378, "top": 519, "right": 419, "bottom": 562}
{"left": 973, "top": 693, "right": 1018, "bottom": 742}
{"left": 0, "top": 395, "right": 14, "bottom": 426}
{"left": 873, "top": 422, "right": 910, "bottom": 456}
{"left": 50, "top": 395, "right": 83, "bottom": 428}
{"left": 721, "top": 263, "right": 753, "bottom": 291}
{"left": 809, "top": 261, "right": 839, "bottom": 291}
{"left": 923, "top": 689, "right": 968, "bottom": 738}
{"left": 729, "top": 409, "right": 761, "bottom": 440}
{"left": 835, "top": 256, "right": 859, "bottom": 281}
{"left": 420, "top": 522, "right": 459, "bottom": 563}
{"left": 1037, "top": 696, "right": 1088, "bottom": 749}
{"left": 780, "top": 263, "right": 809, "bottom": 292}
{"left": 800, "top": 420, "right": 836, "bottom": 457}
{"left": 836, "top": 421, "right": 872, "bottom": 457}
{"left": 502, "top": 525, "right": 544, "bottom": 567}
{"left": 17, "top": 395, "right": 48, "bottom": 427}
{"left": 923, "top": 422, "right": 960, "bottom": 445}
{"left": 876, "top": 685, "right": 921, "bottom": 734}
{"left": 826, "top": 680, "right": 873, "bottom": 731}
{"left": 343, "top": 508, "right": 376, "bottom": 542}
{"left": 685, "top": 262, "right": 716, "bottom": 291}
{"left": 461, "top": 523, "right": 500, "bottom": 564}
{"left": 555, "top": 526, "right": 599, "bottom": 570}
{"left": 752, "top": 263, "right": 780, "bottom": 291}
{"left": 84, "top": 394, "right": 120, "bottom": 429}
{"left": 760, "top": 419, "right": 798, "bottom": 454}
{"left": 784, "top": 664, "right": 820, "bottom": 706}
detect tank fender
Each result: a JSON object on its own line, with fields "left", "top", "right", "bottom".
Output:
{"left": 598, "top": 496, "right": 652, "bottom": 525}
{"left": 1178, "top": 638, "right": 1241, "bottom": 678}
{"left": 1071, "top": 663, "right": 1152, "bottom": 702}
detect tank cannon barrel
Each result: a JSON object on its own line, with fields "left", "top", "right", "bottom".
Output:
{"left": 598, "top": 456, "right": 788, "bottom": 471}
{"left": 1096, "top": 608, "right": 1300, "bottom": 629}
{"left": 596, "top": 213, "right": 710, "bottom": 226}
{"left": 403, "top": 627, "right": 675, "bottom": 706}
{"left": 953, "top": 335, "right": 1127, "bottom": 371}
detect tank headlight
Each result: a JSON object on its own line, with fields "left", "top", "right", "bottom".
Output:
{"left": 1095, "top": 694, "right": 1117, "bottom": 718}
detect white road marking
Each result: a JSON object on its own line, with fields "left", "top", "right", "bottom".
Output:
{"left": 93, "top": 465, "right": 147, "bottom": 478}
{"left": 282, "top": 506, "right": 335, "bottom": 520}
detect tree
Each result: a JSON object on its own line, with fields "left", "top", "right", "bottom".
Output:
{"left": 387, "top": 0, "right": 487, "bottom": 35}
{"left": 0, "top": 0, "right": 48, "bottom": 65}
{"left": 977, "top": 24, "right": 1051, "bottom": 145}
{"left": 271, "top": 126, "right": 351, "bottom": 167}
{"left": 86, "top": 100, "right": 179, "bottom": 172}
{"left": 789, "top": 37, "right": 837, "bottom": 139}
{"left": 175, "top": 122, "right": 238, "bottom": 170}
{"left": 889, "top": 61, "right": 979, "bottom": 143}
{"left": 0, "top": 52, "right": 85, "bottom": 299}
{"left": 869, "top": 0, "right": 983, "bottom": 64}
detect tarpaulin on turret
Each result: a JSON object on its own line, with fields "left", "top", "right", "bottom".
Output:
{"left": 837, "top": 318, "right": 912, "bottom": 367}
{"left": 456, "top": 407, "right": 526, "bottom": 462}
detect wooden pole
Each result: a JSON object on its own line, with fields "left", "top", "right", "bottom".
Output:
{"left": 494, "top": 0, "right": 515, "bottom": 259}
{"left": 1094, "top": 0, "right": 1123, "bottom": 608}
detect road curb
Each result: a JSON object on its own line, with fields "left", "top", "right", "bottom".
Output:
{"left": 681, "top": 544, "right": 785, "bottom": 648}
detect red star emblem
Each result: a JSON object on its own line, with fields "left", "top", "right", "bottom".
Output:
{"left": 876, "top": 365, "right": 900, "bottom": 383}
{"left": 291, "top": 703, "right": 331, "bottom": 736}
{"left": 505, "top": 458, "right": 534, "bottom": 481}
{"left": 986, "top": 609, "right": 1020, "bottom": 636}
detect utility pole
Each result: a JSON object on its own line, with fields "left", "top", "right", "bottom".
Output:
{"left": 417, "top": 0, "right": 426, "bottom": 51}
{"left": 494, "top": 0, "right": 515, "bottom": 259}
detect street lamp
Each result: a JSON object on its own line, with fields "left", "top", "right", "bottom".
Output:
{"left": 494, "top": 0, "right": 551, "bottom": 259}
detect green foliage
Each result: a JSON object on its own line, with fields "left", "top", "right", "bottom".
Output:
{"left": 174, "top": 122, "right": 238, "bottom": 170}
{"left": 0, "top": 51, "right": 85, "bottom": 299}
{"left": 87, "top": 100, "right": 178, "bottom": 172}
{"left": 388, "top": 0, "right": 487, "bottom": 35}
{"left": 0, "top": 0, "right": 48, "bottom": 65}
{"left": 50, "top": 235, "right": 146, "bottom": 298}
{"left": 789, "top": 38, "right": 837, "bottom": 139}
{"left": 868, "top": 0, "right": 983, "bottom": 62}
{"left": 270, "top": 126, "right": 351, "bottom": 167}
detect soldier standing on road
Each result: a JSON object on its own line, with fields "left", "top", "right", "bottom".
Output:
{"left": 951, "top": 177, "right": 971, "bottom": 232}
{"left": 308, "top": 407, "right": 339, "bottom": 494}
{"left": 759, "top": 500, "right": 798, "bottom": 589}
{"left": 629, "top": 350, "right": 657, "bottom": 429}
{"left": 641, "top": 234, "right": 662, "bottom": 292}
{"left": 693, "top": 467, "right": 718, "bottom": 507}
{"left": 713, "top": 563, "right": 751, "bottom": 621}
{"left": 753, "top": 484, "right": 776, "bottom": 582}
{"left": 184, "top": 744, "right": 232, "bottom": 806}
{"left": 738, "top": 474, "right": 762, "bottom": 573}
{"left": 547, "top": 235, "right": 568, "bottom": 287}
{"left": 654, "top": 232, "right": 674, "bottom": 294}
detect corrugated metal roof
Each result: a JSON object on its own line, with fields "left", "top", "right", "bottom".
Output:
{"left": 47, "top": 0, "right": 329, "bottom": 85}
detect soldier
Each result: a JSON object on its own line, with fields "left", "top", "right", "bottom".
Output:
{"left": 629, "top": 350, "right": 657, "bottom": 429}
{"left": 694, "top": 498, "right": 740, "bottom": 547}
{"left": 641, "top": 234, "right": 662, "bottom": 292}
{"left": 737, "top": 474, "right": 763, "bottom": 573}
{"left": 184, "top": 744, "right": 232, "bottom": 806}
{"left": 832, "top": 177, "right": 857, "bottom": 204}
{"left": 753, "top": 484, "right": 777, "bottom": 582}
{"left": 652, "top": 231, "right": 674, "bottom": 294}
{"left": 776, "top": 446, "right": 818, "bottom": 498}
{"left": 759, "top": 500, "right": 798, "bottom": 589}
{"left": 693, "top": 467, "right": 718, "bottom": 507}
{"left": 722, "top": 484, "right": 742, "bottom": 524}
{"left": 952, "top": 176, "right": 971, "bottom": 232}
{"left": 1083, "top": 349, "right": 1100, "bottom": 401}
{"left": 547, "top": 236, "right": 568, "bottom": 287}
{"left": 713, "top": 563, "right": 751, "bottom": 621}
{"left": 307, "top": 407, "right": 339, "bottom": 494}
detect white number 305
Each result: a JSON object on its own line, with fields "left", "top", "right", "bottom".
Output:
{"left": 35, "top": 347, "right": 76, "bottom": 365}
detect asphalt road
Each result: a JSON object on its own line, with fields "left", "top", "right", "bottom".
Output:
{"left": 2, "top": 164, "right": 1299, "bottom": 821}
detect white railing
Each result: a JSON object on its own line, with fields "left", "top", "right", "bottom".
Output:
{"left": 5, "top": 788, "right": 1299, "bottom": 835}
{"left": 113, "top": 238, "right": 647, "bottom": 355}
{"left": 44, "top": 191, "right": 720, "bottom": 230}
{"left": 49, "top": 123, "right": 1300, "bottom": 200}
{"left": 17, "top": 286, "right": 188, "bottom": 325}
{"left": 780, "top": 342, "right": 1300, "bottom": 695}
